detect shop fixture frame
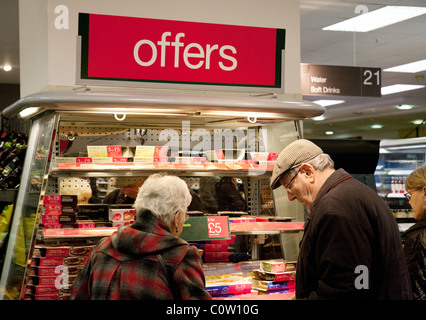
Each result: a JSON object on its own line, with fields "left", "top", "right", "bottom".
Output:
{"left": 0, "top": 89, "right": 324, "bottom": 299}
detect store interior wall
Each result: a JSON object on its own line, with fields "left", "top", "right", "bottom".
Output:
{"left": 19, "top": 0, "right": 302, "bottom": 97}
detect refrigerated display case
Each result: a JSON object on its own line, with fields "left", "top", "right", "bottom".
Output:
{"left": 375, "top": 137, "right": 426, "bottom": 232}
{"left": 0, "top": 89, "right": 324, "bottom": 300}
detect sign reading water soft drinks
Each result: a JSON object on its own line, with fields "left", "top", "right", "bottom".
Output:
{"left": 77, "top": 13, "right": 285, "bottom": 90}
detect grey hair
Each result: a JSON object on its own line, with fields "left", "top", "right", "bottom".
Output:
{"left": 283, "top": 153, "right": 335, "bottom": 179}
{"left": 133, "top": 174, "right": 192, "bottom": 226}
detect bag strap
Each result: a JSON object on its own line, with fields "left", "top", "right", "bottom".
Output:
{"left": 157, "top": 254, "right": 181, "bottom": 300}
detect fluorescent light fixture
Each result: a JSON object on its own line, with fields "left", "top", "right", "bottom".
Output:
{"left": 312, "top": 115, "right": 326, "bottom": 121}
{"left": 384, "top": 59, "right": 426, "bottom": 73}
{"left": 370, "top": 124, "right": 383, "bottom": 129}
{"left": 313, "top": 100, "right": 345, "bottom": 107}
{"left": 381, "top": 84, "right": 425, "bottom": 95}
{"left": 323, "top": 6, "right": 426, "bottom": 32}
{"left": 396, "top": 104, "right": 413, "bottom": 110}
{"left": 19, "top": 107, "right": 41, "bottom": 119}
{"left": 325, "top": 131, "right": 334, "bottom": 135}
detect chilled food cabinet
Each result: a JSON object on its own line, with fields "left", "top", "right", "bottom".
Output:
{"left": 375, "top": 137, "right": 426, "bottom": 231}
{"left": 0, "top": 89, "right": 324, "bottom": 299}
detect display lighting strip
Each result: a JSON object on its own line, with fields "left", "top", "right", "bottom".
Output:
{"left": 323, "top": 6, "right": 426, "bottom": 32}
{"left": 312, "top": 100, "right": 345, "bottom": 107}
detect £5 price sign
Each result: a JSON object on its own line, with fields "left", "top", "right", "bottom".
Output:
{"left": 207, "top": 216, "right": 229, "bottom": 239}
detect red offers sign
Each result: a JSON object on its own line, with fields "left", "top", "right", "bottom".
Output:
{"left": 78, "top": 13, "right": 285, "bottom": 90}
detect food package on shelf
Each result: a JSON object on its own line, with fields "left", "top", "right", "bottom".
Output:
{"left": 250, "top": 278, "right": 295, "bottom": 293}
{"left": 25, "top": 244, "right": 94, "bottom": 300}
{"left": 205, "top": 278, "right": 253, "bottom": 298}
{"left": 109, "top": 208, "right": 136, "bottom": 227}
{"left": 260, "top": 259, "right": 297, "bottom": 273}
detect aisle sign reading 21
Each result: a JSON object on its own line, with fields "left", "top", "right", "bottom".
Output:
{"left": 77, "top": 13, "right": 286, "bottom": 90}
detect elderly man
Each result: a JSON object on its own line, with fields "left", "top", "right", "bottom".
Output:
{"left": 270, "top": 139, "right": 412, "bottom": 300}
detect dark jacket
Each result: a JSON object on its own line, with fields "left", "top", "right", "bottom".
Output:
{"left": 70, "top": 210, "right": 211, "bottom": 300}
{"left": 296, "top": 169, "right": 412, "bottom": 300}
{"left": 401, "top": 219, "right": 426, "bottom": 300}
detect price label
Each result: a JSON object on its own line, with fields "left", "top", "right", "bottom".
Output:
{"left": 267, "top": 152, "right": 280, "bottom": 161}
{"left": 180, "top": 216, "right": 230, "bottom": 241}
{"left": 107, "top": 146, "right": 122, "bottom": 157}
{"left": 207, "top": 216, "right": 229, "bottom": 239}
{"left": 76, "top": 157, "right": 92, "bottom": 163}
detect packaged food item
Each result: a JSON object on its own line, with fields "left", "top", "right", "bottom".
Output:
{"left": 260, "top": 259, "right": 296, "bottom": 273}
{"left": 25, "top": 285, "right": 59, "bottom": 296}
{"left": 203, "top": 252, "right": 230, "bottom": 263}
{"left": 252, "top": 269, "right": 296, "bottom": 282}
{"left": 31, "top": 256, "right": 88, "bottom": 267}
{"left": 87, "top": 145, "right": 123, "bottom": 158}
{"left": 61, "top": 205, "right": 78, "bottom": 214}
{"left": 59, "top": 214, "right": 76, "bottom": 224}
{"left": 77, "top": 220, "right": 96, "bottom": 228}
{"left": 24, "top": 293, "right": 70, "bottom": 300}
{"left": 29, "top": 265, "right": 84, "bottom": 277}
{"left": 78, "top": 204, "right": 109, "bottom": 220}
{"left": 189, "top": 242, "right": 229, "bottom": 252}
{"left": 250, "top": 278, "right": 295, "bottom": 293}
{"left": 203, "top": 262, "right": 244, "bottom": 281}
{"left": 33, "top": 245, "right": 93, "bottom": 258}
{"left": 43, "top": 195, "right": 62, "bottom": 205}
{"left": 205, "top": 279, "right": 252, "bottom": 296}
{"left": 61, "top": 195, "right": 77, "bottom": 206}
{"left": 109, "top": 208, "right": 136, "bottom": 227}
{"left": 44, "top": 205, "right": 62, "bottom": 215}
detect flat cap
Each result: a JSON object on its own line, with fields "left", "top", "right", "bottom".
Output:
{"left": 270, "top": 139, "right": 323, "bottom": 190}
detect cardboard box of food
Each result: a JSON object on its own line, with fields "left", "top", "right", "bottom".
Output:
{"left": 206, "top": 279, "right": 252, "bottom": 296}
{"left": 33, "top": 245, "right": 93, "bottom": 258}
{"left": 250, "top": 279, "right": 295, "bottom": 292}
{"left": 260, "top": 260, "right": 297, "bottom": 273}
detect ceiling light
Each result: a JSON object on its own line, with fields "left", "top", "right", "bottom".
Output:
{"left": 3, "top": 65, "right": 12, "bottom": 72}
{"left": 396, "top": 104, "right": 413, "bottom": 110}
{"left": 323, "top": 6, "right": 426, "bottom": 32}
{"left": 370, "top": 124, "right": 383, "bottom": 129}
{"left": 384, "top": 59, "right": 426, "bottom": 73}
{"left": 381, "top": 84, "right": 425, "bottom": 95}
{"left": 313, "top": 100, "right": 345, "bottom": 107}
{"left": 412, "top": 119, "right": 424, "bottom": 125}
{"left": 325, "top": 131, "right": 334, "bottom": 135}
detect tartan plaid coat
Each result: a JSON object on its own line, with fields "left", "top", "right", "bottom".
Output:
{"left": 70, "top": 210, "right": 211, "bottom": 300}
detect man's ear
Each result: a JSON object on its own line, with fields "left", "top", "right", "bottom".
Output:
{"left": 300, "top": 163, "right": 314, "bottom": 176}
{"left": 300, "top": 163, "right": 315, "bottom": 182}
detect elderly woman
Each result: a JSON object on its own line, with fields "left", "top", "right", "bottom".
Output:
{"left": 402, "top": 165, "right": 426, "bottom": 300}
{"left": 71, "top": 174, "right": 211, "bottom": 300}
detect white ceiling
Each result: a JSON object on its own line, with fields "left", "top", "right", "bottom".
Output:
{"left": 300, "top": 0, "right": 426, "bottom": 140}
{"left": 0, "top": 0, "right": 425, "bottom": 140}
